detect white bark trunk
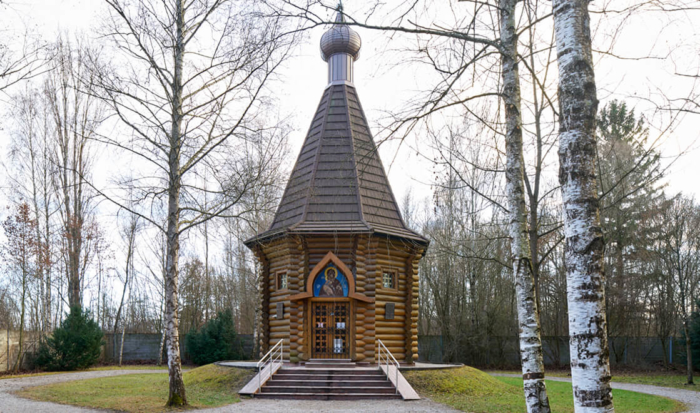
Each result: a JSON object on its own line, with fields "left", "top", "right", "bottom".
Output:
{"left": 119, "top": 325, "right": 126, "bottom": 367}
{"left": 553, "top": 0, "right": 614, "bottom": 411}
{"left": 165, "top": 0, "right": 187, "bottom": 406}
{"left": 500, "top": 0, "right": 550, "bottom": 411}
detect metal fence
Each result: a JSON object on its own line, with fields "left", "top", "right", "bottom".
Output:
{"left": 418, "top": 335, "right": 693, "bottom": 368}
{"left": 102, "top": 332, "right": 255, "bottom": 363}
{"left": 0, "top": 330, "right": 254, "bottom": 371}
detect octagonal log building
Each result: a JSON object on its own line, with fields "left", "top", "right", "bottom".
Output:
{"left": 245, "top": 8, "right": 429, "bottom": 364}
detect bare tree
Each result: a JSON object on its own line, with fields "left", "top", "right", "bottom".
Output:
{"left": 6, "top": 86, "right": 56, "bottom": 333}
{"left": 1, "top": 203, "right": 38, "bottom": 372}
{"left": 552, "top": 0, "right": 613, "bottom": 410}
{"left": 500, "top": 0, "right": 550, "bottom": 409}
{"left": 44, "top": 37, "right": 105, "bottom": 310}
{"left": 658, "top": 196, "right": 699, "bottom": 385}
{"left": 113, "top": 210, "right": 141, "bottom": 345}
{"left": 0, "top": 3, "right": 44, "bottom": 93}
{"left": 91, "top": 0, "right": 296, "bottom": 405}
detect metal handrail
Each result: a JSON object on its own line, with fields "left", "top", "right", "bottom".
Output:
{"left": 256, "top": 339, "right": 284, "bottom": 394}
{"left": 377, "top": 339, "right": 399, "bottom": 394}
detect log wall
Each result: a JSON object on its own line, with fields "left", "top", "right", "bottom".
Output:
{"left": 257, "top": 234, "right": 424, "bottom": 363}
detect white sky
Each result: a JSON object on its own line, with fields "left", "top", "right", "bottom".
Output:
{"left": 2, "top": 0, "right": 700, "bottom": 218}
{"left": 0, "top": 0, "right": 698, "bottom": 314}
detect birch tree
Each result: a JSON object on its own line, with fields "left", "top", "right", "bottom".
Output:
{"left": 93, "top": 0, "right": 295, "bottom": 405}
{"left": 552, "top": 0, "right": 613, "bottom": 410}
{"left": 500, "top": 0, "right": 549, "bottom": 409}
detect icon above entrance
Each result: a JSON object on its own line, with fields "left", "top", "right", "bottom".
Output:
{"left": 289, "top": 251, "right": 373, "bottom": 303}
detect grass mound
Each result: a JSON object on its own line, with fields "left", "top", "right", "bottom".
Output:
{"left": 17, "top": 364, "right": 253, "bottom": 413}
{"left": 405, "top": 366, "right": 516, "bottom": 398}
{"left": 405, "top": 367, "right": 684, "bottom": 413}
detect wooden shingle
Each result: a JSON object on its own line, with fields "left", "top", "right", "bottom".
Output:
{"left": 246, "top": 84, "right": 428, "bottom": 246}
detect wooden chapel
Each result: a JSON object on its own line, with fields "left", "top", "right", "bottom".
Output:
{"left": 244, "top": 7, "right": 429, "bottom": 365}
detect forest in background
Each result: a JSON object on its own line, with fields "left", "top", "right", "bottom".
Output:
{"left": 0, "top": 2, "right": 699, "bottom": 410}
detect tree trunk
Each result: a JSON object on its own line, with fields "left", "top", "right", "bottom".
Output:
{"left": 119, "top": 324, "right": 126, "bottom": 367}
{"left": 552, "top": 0, "right": 614, "bottom": 410}
{"left": 158, "top": 326, "right": 166, "bottom": 367}
{"left": 683, "top": 316, "right": 694, "bottom": 385}
{"left": 165, "top": 0, "right": 187, "bottom": 406}
{"left": 13, "top": 272, "right": 27, "bottom": 373}
{"left": 500, "top": 0, "right": 550, "bottom": 411}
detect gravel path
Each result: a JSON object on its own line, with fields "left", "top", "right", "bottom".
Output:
{"left": 491, "top": 373, "right": 700, "bottom": 413}
{"left": 201, "top": 398, "right": 459, "bottom": 412}
{"left": 0, "top": 370, "right": 457, "bottom": 413}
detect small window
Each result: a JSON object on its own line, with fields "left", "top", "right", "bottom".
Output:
{"left": 277, "top": 272, "right": 288, "bottom": 290}
{"left": 382, "top": 270, "right": 396, "bottom": 290}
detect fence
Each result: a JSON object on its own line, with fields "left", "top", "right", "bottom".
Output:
{"left": 0, "top": 330, "right": 254, "bottom": 372}
{"left": 102, "top": 332, "right": 255, "bottom": 364}
{"left": 418, "top": 335, "right": 694, "bottom": 368}
{"left": 0, "top": 330, "right": 42, "bottom": 372}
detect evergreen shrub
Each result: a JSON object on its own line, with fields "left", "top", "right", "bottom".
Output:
{"left": 186, "top": 309, "right": 244, "bottom": 365}
{"left": 34, "top": 306, "right": 104, "bottom": 371}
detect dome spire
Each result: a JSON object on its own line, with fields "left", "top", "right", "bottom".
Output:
{"left": 320, "top": 1, "right": 361, "bottom": 85}
{"left": 335, "top": 0, "right": 344, "bottom": 22}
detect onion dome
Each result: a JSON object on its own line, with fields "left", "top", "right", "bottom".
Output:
{"left": 320, "top": 5, "right": 361, "bottom": 62}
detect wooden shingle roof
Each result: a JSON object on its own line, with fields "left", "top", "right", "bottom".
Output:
{"left": 245, "top": 83, "right": 428, "bottom": 246}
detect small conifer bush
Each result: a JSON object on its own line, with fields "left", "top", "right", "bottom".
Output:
{"left": 186, "top": 309, "right": 244, "bottom": 365}
{"left": 34, "top": 306, "right": 104, "bottom": 371}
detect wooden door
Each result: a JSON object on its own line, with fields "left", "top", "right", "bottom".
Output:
{"left": 311, "top": 301, "right": 350, "bottom": 359}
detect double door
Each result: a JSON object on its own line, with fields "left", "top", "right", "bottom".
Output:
{"left": 311, "top": 301, "right": 350, "bottom": 359}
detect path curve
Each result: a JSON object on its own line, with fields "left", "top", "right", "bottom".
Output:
{"left": 0, "top": 370, "right": 457, "bottom": 413}
{"left": 0, "top": 369, "right": 163, "bottom": 413}
{"left": 491, "top": 373, "right": 700, "bottom": 413}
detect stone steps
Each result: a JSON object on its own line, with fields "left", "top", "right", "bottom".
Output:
{"left": 257, "top": 360, "right": 401, "bottom": 400}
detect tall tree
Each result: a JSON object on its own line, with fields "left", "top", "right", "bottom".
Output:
{"left": 596, "top": 101, "right": 664, "bottom": 356}
{"left": 1, "top": 203, "right": 38, "bottom": 372}
{"left": 94, "top": 0, "right": 295, "bottom": 405}
{"left": 44, "top": 38, "right": 104, "bottom": 309}
{"left": 659, "top": 196, "right": 699, "bottom": 385}
{"left": 500, "top": 0, "right": 550, "bottom": 409}
{"left": 552, "top": 0, "right": 614, "bottom": 410}
{"left": 7, "top": 87, "right": 56, "bottom": 333}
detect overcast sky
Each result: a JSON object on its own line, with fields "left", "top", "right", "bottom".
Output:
{"left": 2, "top": 0, "right": 699, "bottom": 214}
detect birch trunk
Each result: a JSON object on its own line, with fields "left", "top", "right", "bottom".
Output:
{"left": 500, "top": 0, "right": 550, "bottom": 411}
{"left": 119, "top": 324, "right": 126, "bottom": 367}
{"left": 158, "top": 326, "right": 166, "bottom": 367}
{"left": 164, "top": 0, "right": 187, "bottom": 406}
{"left": 552, "top": 0, "right": 614, "bottom": 410}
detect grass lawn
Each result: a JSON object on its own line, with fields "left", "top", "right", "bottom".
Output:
{"left": 608, "top": 373, "right": 699, "bottom": 392}
{"left": 16, "top": 364, "right": 253, "bottom": 412}
{"left": 405, "top": 367, "right": 685, "bottom": 413}
{"left": 0, "top": 365, "right": 173, "bottom": 380}
{"left": 489, "top": 369, "right": 700, "bottom": 392}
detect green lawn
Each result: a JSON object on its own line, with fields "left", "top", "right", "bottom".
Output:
{"left": 489, "top": 370, "right": 700, "bottom": 392}
{"left": 15, "top": 364, "right": 687, "bottom": 413}
{"left": 609, "top": 373, "right": 699, "bottom": 392}
{"left": 17, "top": 364, "right": 253, "bottom": 413}
{"left": 406, "top": 367, "right": 685, "bottom": 413}
{"left": 0, "top": 365, "right": 173, "bottom": 380}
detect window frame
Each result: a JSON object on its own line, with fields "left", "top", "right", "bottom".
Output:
{"left": 276, "top": 271, "right": 288, "bottom": 291}
{"left": 381, "top": 269, "right": 398, "bottom": 291}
